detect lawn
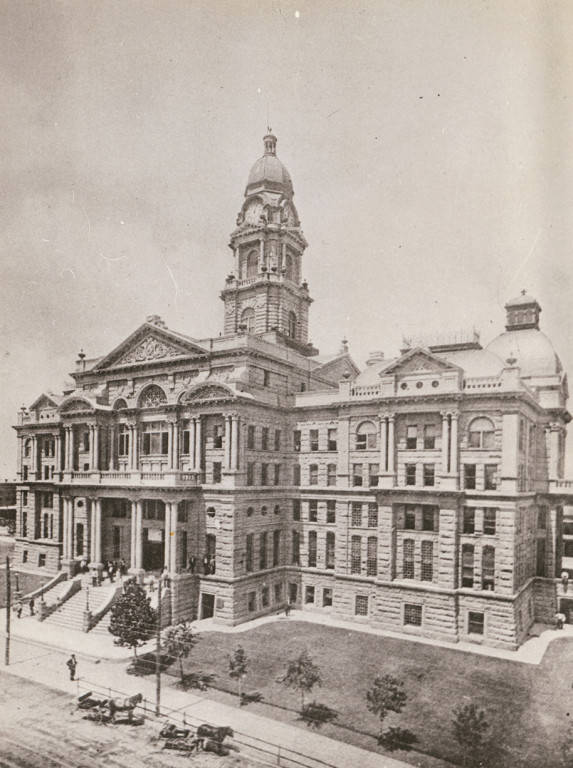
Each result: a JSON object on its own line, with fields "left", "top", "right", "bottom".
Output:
{"left": 156, "top": 619, "right": 572, "bottom": 768}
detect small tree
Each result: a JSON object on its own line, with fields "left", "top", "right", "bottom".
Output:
{"left": 278, "top": 649, "right": 322, "bottom": 710}
{"left": 163, "top": 622, "right": 198, "bottom": 683}
{"left": 366, "top": 674, "right": 407, "bottom": 727}
{"left": 452, "top": 703, "right": 491, "bottom": 767}
{"left": 228, "top": 646, "right": 248, "bottom": 703}
{"left": 108, "top": 581, "right": 157, "bottom": 659}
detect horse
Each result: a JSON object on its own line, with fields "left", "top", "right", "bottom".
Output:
{"left": 106, "top": 692, "right": 143, "bottom": 723}
{"left": 196, "top": 724, "right": 234, "bottom": 742}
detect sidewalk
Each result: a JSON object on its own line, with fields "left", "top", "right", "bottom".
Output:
{"left": 2, "top": 603, "right": 570, "bottom": 665}
{"left": 1, "top": 632, "right": 420, "bottom": 768}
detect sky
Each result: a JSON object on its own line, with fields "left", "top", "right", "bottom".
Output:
{"left": 1, "top": 0, "right": 573, "bottom": 479}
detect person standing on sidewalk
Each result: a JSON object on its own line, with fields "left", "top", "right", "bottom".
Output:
{"left": 66, "top": 654, "right": 78, "bottom": 681}
{"left": 29, "top": 598, "right": 35, "bottom": 616}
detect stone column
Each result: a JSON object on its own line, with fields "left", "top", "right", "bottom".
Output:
{"left": 108, "top": 426, "right": 115, "bottom": 470}
{"left": 224, "top": 414, "right": 232, "bottom": 470}
{"left": 68, "top": 498, "right": 75, "bottom": 561}
{"left": 167, "top": 422, "right": 174, "bottom": 469}
{"left": 194, "top": 417, "right": 202, "bottom": 472}
{"left": 63, "top": 427, "right": 70, "bottom": 470}
{"left": 548, "top": 424, "right": 562, "bottom": 480}
{"left": 93, "top": 426, "right": 100, "bottom": 471}
{"left": 172, "top": 422, "right": 179, "bottom": 471}
{"left": 54, "top": 433, "right": 61, "bottom": 473}
{"left": 164, "top": 501, "right": 172, "bottom": 572}
{"left": 135, "top": 500, "right": 143, "bottom": 571}
{"left": 169, "top": 501, "right": 178, "bottom": 573}
{"left": 259, "top": 238, "right": 265, "bottom": 271}
{"left": 62, "top": 498, "right": 70, "bottom": 560}
{"left": 441, "top": 412, "right": 449, "bottom": 475}
{"left": 450, "top": 413, "right": 459, "bottom": 476}
{"left": 132, "top": 425, "right": 139, "bottom": 470}
{"left": 387, "top": 415, "right": 395, "bottom": 474}
{"left": 379, "top": 415, "right": 388, "bottom": 474}
{"left": 500, "top": 413, "right": 519, "bottom": 492}
{"left": 189, "top": 419, "right": 197, "bottom": 471}
{"left": 337, "top": 415, "right": 350, "bottom": 487}
{"left": 88, "top": 425, "right": 94, "bottom": 470}
{"left": 231, "top": 415, "right": 240, "bottom": 470}
{"left": 30, "top": 435, "right": 37, "bottom": 477}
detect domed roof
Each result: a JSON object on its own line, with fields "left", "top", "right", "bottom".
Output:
{"left": 486, "top": 328, "right": 562, "bottom": 377}
{"left": 246, "top": 133, "right": 293, "bottom": 197}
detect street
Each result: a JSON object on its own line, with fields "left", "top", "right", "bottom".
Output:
{"left": 0, "top": 669, "right": 259, "bottom": 768}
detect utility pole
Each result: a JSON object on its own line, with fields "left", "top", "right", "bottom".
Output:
{"left": 5, "top": 556, "right": 11, "bottom": 666}
{"left": 155, "top": 578, "right": 162, "bottom": 716}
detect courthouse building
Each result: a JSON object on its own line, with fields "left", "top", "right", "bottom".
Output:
{"left": 13, "top": 132, "right": 573, "bottom": 648}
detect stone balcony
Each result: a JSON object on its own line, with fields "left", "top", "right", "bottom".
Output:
{"left": 54, "top": 470, "right": 201, "bottom": 488}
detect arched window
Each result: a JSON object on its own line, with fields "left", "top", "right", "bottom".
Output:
{"left": 138, "top": 385, "right": 167, "bottom": 409}
{"left": 284, "top": 252, "right": 295, "bottom": 281}
{"left": 482, "top": 546, "right": 495, "bottom": 591}
{"left": 246, "top": 250, "right": 258, "bottom": 279}
{"left": 24, "top": 439, "right": 31, "bottom": 457}
{"left": 356, "top": 420, "right": 377, "bottom": 450}
{"left": 113, "top": 398, "right": 128, "bottom": 411}
{"left": 468, "top": 417, "right": 495, "bottom": 449}
{"left": 288, "top": 311, "right": 297, "bottom": 339}
{"left": 240, "top": 307, "right": 255, "bottom": 334}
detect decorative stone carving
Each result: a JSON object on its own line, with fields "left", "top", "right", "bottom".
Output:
{"left": 117, "top": 335, "right": 184, "bottom": 365}
{"left": 138, "top": 385, "right": 167, "bottom": 408}
{"left": 182, "top": 385, "right": 234, "bottom": 403}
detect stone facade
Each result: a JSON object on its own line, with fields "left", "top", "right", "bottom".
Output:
{"left": 13, "top": 132, "right": 573, "bottom": 649}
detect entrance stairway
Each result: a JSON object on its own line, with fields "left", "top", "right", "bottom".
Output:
{"left": 43, "top": 580, "right": 117, "bottom": 632}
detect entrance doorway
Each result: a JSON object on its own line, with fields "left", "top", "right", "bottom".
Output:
{"left": 288, "top": 582, "right": 298, "bottom": 605}
{"left": 201, "top": 592, "right": 215, "bottom": 619}
{"left": 143, "top": 528, "right": 164, "bottom": 571}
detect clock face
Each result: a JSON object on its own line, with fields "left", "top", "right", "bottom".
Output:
{"left": 245, "top": 201, "right": 263, "bottom": 224}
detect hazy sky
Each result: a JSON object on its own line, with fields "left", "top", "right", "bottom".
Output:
{"left": 1, "top": 0, "right": 573, "bottom": 479}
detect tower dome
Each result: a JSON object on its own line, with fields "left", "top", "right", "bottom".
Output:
{"left": 246, "top": 132, "right": 294, "bottom": 197}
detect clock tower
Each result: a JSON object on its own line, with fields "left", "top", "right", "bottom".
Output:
{"left": 221, "top": 132, "right": 317, "bottom": 355}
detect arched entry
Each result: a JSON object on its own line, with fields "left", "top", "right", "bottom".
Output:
{"left": 142, "top": 500, "right": 166, "bottom": 571}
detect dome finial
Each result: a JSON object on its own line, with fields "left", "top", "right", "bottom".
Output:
{"left": 263, "top": 131, "right": 277, "bottom": 156}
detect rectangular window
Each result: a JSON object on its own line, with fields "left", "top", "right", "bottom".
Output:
{"left": 261, "top": 463, "right": 269, "bottom": 486}
{"left": 482, "top": 547, "right": 495, "bottom": 591}
{"left": 326, "top": 531, "right": 335, "bottom": 569}
{"left": 355, "top": 595, "right": 369, "bottom": 616}
{"left": 43, "top": 492, "right": 53, "bottom": 508}
{"left": 351, "top": 503, "right": 362, "bottom": 527}
{"left": 369, "top": 463, "right": 379, "bottom": 487}
{"left": 404, "top": 604, "right": 422, "bottom": 626}
{"left": 403, "top": 539, "right": 414, "bottom": 578}
{"left": 292, "top": 499, "right": 301, "bottom": 521}
{"left": 464, "top": 464, "right": 476, "bottom": 490}
{"left": 351, "top": 535, "right": 361, "bottom": 574}
{"left": 83, "top": 431, "right": 90, "bottom": 451}
{"left": 293, "top": 464, "right": 301, "bottom": 486}
{"left": 22, "top": 491, "right": 28, "bottom": 507}
{"left": 261, "top": 586, "right": 269, "bottom": 607}
{"left": 247, "top": 425, "right": 255, "bottom": 449}
{"left": 309, "top": 464, "right": 318, "bottom": 485}
{"left": 368, "top": 503, "right": 378, "bottom": 528}
{"left": 405, "top": 464, "right": 416, "bottom": 486}
{"left": 246, "top": 533, "right": 254, "bottom": 572}
{"left": 263, "top": 370, "right": 270, "bottom": 388}
{"left": 274, "top": 463, "right": 281, "bottom": 485}
{"left": 309, "top": 500, "right": 318, "bottom": 522}
{"left": 142, "top": 422, "right": 169, "bottom": 455}
{"left": 367, "top": 536, "right": 378, "bottom": 576}
{"left": 327, "top": 428, "right": 337, "bottom": 451}
{"left": 292, "top": 530, "right": 300, "bottom": 565}
{"left": 259, "top": 531, "right": 268, "bottom": 570}
{"left": 293, "top": 430, "right": 301, "bottom": 452}
{"left": 423, "top": 424, "right": 436, "bottom": 449}
{"left": 468, "top": 611, "right": 484, "bottom": 635}
{"left": 422, "top": 506, "right": 436, "bottom": 531}
{"left": 463, "top": 507, "right": 475, "bottom": 534}
{"left": 305, "top": 585, "right": 315, "bottom": 604}
{"left": 537, "top": 508, "right": 547, "bottom": 529}
{"left": 323, "top": 587, "right": 333, "bottom": 607}
{"left": 246, "top": 462, "right": 255, "bottom": 486}
{"left": 38, "top": 553, "right": 46, "bottom": 568}
{"left": 118, "top": 425, "right": 130, "bottom": 456}
{"left": 181, "top": 425, "right": 190, "bottom": 455}
{"left": 308, "top": 531, "right": 317, "bottom": 567}
{"left": 327, "top": 463, "right": 337, "bottom": 486}
{"left": 326, "top": 500, "right": 336, "bottom": 524}
{"left": 248, "top": 591, "right": 256, "bottom": 612}
{"left": 274, "top": 429, "right": 281, "bottom": 451}
{"left": 421, "top": 540, "right": 433, "bottom": 581}
{"left": 212, "top": 462, "right": 222, "bottom": 484}
{"left": 261, "top": 427, "right": 269, "bottom": 451}
{"left": 352, "top": 464, "right": 363, "bottom": 486}
{"left": 483, "top": 508, "right": 497, "bottom": 535}
{"left": 405, "top": 505, "right": 416, "bottom": 530}
{"left": 484, "top": 464, "right": 497, "bottom": 490}
{"left": 22, "top": 512, "right": 27, "bottom": 538}
{"left": 310, "top": 429, "right": 319, "bottom": 452}
{"left": 423, "top": 464, "right": 435, "bottom": 487}
{"left": 214, "top": 424, "right": 224, "bottom": 449}
{"left": 462, "top": 544, "right": 474, "bottom": 588}
{"left": 406, "top": 425, "right": 417, "bottom": 450}
{"left": 273, "top": 530, "right": 281, "bottom": 567}
{"left": 43, "top": 465, "right": 50, "bottom": 480}
{"left": 22, "top": 550, "right": 28, "bottom": 563}
{"left": 274, "top": 582, "right": 282, "bottom": 604}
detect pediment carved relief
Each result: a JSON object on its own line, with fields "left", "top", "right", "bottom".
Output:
{"left": 116, "top": 336, "right": 185, "bottom": 366}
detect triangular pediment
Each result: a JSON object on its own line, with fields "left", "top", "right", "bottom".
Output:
{"left": 29, "top": 392, "right": 61, "bottom": 410}
{"left": 92, "top": 323, "right": 207, "bottom": 372}
{"left": 381, "top": 347, "right": 461, "bottom": 376}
